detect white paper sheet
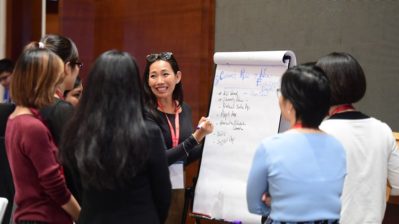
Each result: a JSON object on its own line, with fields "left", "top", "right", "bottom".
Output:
{"left": 193, "top": 51, "right": 296, "bottom": 224}
{"left": 169, "top": 162, "right": 184, "bottom": 189}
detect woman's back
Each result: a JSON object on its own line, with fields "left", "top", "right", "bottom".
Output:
{"left": 60, "top": 50, "right": 171, "bottom": 224}
{"left": 77, "top": 122, "right": 171, "bottom": 224}
{"left": 320, "top": 112, "right": 399, "bottom": 223}
{"left": 247, "top": 131, "right": 346, "bottom": 221}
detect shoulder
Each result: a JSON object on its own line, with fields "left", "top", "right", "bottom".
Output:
{"left": 322, "top": 116, "right": 394, "bottom": 135}
{"left": 319, "top": 118, "right": 348, "bottom": 131}
{"left": 256, "top": 132, "right": 293, "bottom": 153}
{"left": 260, "top": 132, "right": 300, "bottom": 145}
{"left": 144, "top": 120, "right": 162, "bottom": 135}
{"left": 50, "top": 99, "right": 74, "bottom": 113}
{"left": 181, "top": 102, "right": 191, "bottom": 110}
{"left": 144, "top": 120, "right": 164, "bottom": 143}
{"left": 40, "top": 99, "right": 74, "bottom": 119}
{"left": 321, "top": 133, "right": 346, "bottom": 149}
{"left": 11, "top": 115, "right": 49, "bottom": 136}
{"left": 143, "top": 120, "right": 166, "bottom": 151}
{"left": 368, "top": 117, "right": 393, "bottom": 132}
{"left": 180, "top": 102, "right": 192, "bottom": 119}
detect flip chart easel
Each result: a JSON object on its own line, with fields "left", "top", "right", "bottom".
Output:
{"left": 192, "top": 51, "right": 296, "bottom": 224}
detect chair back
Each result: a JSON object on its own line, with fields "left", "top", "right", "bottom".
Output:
{"left": 0, "top": 197, "right": 8, "bottom": 223}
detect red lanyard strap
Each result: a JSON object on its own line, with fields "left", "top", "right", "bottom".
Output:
{"left": 330, "top": 104, "right": 355, "bottom": 116}
{"left": 158, "top": 100, "right": 180, "bottom": 147}
{"left": 292, "top": 123, "right": 302, "bottom": 129}
{"left": 165, "top": 112, "right": 180, "bottom": 147}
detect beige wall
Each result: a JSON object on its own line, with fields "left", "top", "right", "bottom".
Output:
{"left": 216, "top": 0, "right": 399, "bottom": 131}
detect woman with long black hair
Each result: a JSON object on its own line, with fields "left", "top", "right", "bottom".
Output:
{"left": 59, "top": 50, "right": 171, "bottom": 224}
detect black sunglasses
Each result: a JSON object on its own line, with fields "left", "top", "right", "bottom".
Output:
{"left": 146, "top": 52, "right": 173, "bottom": 62}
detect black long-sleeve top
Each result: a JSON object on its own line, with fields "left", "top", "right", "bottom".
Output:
{"left": 146, "top": 102, "right": 203, "bottom": 166}
{"left": 40, "top": 99, "right": 82, "bottom": 203}
{"left": 76, "top": 122, "right": 171, "bottom": 224}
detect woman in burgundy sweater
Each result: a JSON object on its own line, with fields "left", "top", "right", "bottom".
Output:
{"left": 5, "top": 43, "right": 80, "bottom": 224}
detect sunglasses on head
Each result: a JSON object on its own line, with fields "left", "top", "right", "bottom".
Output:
{"left": 146, "top": 52, "right": 173, "bottom": 63}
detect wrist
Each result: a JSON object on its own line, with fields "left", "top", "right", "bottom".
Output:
{"left": 192, "top": 131, "right": 204, "bottom": 144}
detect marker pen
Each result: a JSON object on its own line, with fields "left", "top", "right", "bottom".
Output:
{"left": 230, "top": 221, "right": 242, "bottom": 224}
{"left": 196, "top": 117, "right": 210, "bottom": 129}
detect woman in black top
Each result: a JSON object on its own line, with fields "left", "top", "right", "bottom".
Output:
{"left": 143, "top": 52, "right": 213, "bottom": 165}
{"left": 59, "top": 50, "right": 171, "bottom": 224}
{"left": 38, "top": 34, "right": 82, "bottom": 203}
{"left": 143, "top": 52, "right": 213, "bottom": 224}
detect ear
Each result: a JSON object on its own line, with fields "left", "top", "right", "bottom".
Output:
{"left": 286, "top": 100, "right": 294, "bottom": 113}
{"left": 175, "top": 71, "right": 182, "bottom": 84}
{"left": 64, "top": 62, "right": 72, "bottom": 76}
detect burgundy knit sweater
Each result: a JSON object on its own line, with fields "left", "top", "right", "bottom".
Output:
{"left": 5, "top": 114, "right": 72, "bottom": 223}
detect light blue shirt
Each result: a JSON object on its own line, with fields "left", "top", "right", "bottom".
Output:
{"left": 247, "top": 131, "right": 346, "bottom": 222}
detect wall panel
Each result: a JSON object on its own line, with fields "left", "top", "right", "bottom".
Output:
{"left": 216, "top": 0, "right": 399, "bottom": 131}
{"left": 6, "top": 0, "right": 42, "bottom": 61}
{"left": 60, "top": 1, "right": 215, "bottom": 223}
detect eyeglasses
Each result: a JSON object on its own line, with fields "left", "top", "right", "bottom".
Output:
{"left": 276, "top": 88, "right": 282, "bottom": 98}
{"left": 146, "top": 52, "right": 173, "bottom": 62}
{"left": 70, "top": 60, "right": 83, "bottom": 69}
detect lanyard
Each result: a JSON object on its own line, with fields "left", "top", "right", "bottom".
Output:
{"left": 158, "top": 101, "right": 180, "bottom": 147}
{"left": 292, "top": 122, "right": 302, "bottom": 129}
{"left": 330, "top": 104, "right": 355, "bottom": 116}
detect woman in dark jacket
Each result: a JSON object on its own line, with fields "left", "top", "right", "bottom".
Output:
{"left": 59, "top": 50, "right": 171, "bottom": 224}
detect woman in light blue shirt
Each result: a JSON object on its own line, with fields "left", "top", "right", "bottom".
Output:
{"left": 247, "top": 65, "right": 346, "bottom": 224}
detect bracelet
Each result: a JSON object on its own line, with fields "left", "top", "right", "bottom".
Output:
{"left": 182, "top": 141, "right": 189, "bottom": 157}
{"left": 192, "top": 134, "right": 200, "bottom": 144}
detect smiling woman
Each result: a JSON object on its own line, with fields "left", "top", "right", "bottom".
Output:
{"left": 142, "top": 52, "right": 214, "bottom": 224}
{"left": 143, "top": 52, "right": 213, "bottom": 166}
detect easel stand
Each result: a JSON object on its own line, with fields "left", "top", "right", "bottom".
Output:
{"left": 181, "top": 184, "right": 195, "bottom": 224}
{"left": 181, "top": 177, "right": 241, "bottom": 224}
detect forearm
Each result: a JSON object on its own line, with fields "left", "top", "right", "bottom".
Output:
{"left": 61, "top": 195, "right": 81, "bottom": 221}
{"left": 185, "top": 143, "right": 203, "bottom": 165}
{"left": 166, "top": 135, "right": 198, "bottom": 165}
{"left": 247, "top": 147, "right": 270, "bottom": 215}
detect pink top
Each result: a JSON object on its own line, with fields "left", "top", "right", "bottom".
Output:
{"left": 5, "top": 113, "right": 72, "bottom": 223}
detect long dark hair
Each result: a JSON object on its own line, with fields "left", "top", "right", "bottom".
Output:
{"left": 142, "top": 52, "right": 184, "bottom": 119}
{"left": 59, "top": 50, "right": 149, "bottom": 190}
